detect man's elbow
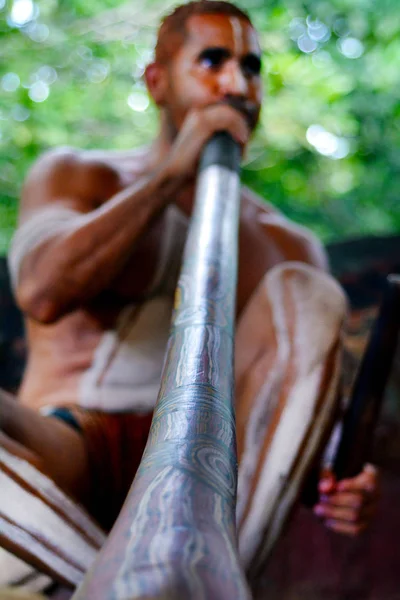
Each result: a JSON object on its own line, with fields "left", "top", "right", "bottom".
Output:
{"left": 16, "top": 281, "right": 64, "bottom": 324}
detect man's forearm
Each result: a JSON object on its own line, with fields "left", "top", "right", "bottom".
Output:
{"left": 17, "top": 167, "right": 180, "bottom": 323}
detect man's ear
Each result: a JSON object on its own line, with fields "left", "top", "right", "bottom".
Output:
{"left": 145, "top": 62, "right": 168, "bottom": 106}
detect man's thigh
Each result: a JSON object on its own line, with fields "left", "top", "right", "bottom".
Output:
{"left": 234, "top": 262, "right": 346, "bottom": 455}
{"left": 0, "top": 389, "right": 89, "bottom": 503}
{"left": 234, "top": 262, "right": 346, "bottom": 568}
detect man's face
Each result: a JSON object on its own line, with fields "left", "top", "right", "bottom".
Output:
{"left": 162, "top": 13, "right": 263, "bottom": 136}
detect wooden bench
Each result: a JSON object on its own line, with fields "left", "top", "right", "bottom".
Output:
{"left": 0, "top": 447, "right": 105, "bottom": 589}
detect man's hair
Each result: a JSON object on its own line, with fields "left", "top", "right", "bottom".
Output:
{"left": 155, "top": 1, "right": 252, "bottom": 64}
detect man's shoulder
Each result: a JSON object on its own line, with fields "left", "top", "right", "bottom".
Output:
{"left": 241, "top": 186, "right": 278, "bottom": 217}
{"left": 21, "top": 147, "right": 125, "bottom": 214}
{"left": 26, "top": 146, "right": 122, "bottom": 188}
{"left": 241, "top": 186, "right": 328, "bottom": 271}
{"left": 32, "top": 144, "right": 150, "bottom": 172}
{"left": 242, "top": 185, "right": 316, "bottom": 240}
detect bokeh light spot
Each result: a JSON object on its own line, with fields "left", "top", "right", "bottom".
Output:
{"left": 289, "top": 17, "right": 306, "bottom": 41}
{"left": 9, "top": 0, "right": 35, "bottom": 27}
{"left": 2, "top": 72, "right": 20, "bottom": 92}
{"left": 27, "top": 22, "right": 49, "bottom": 43}
{"left": 28, "top": 81, "right": 49, "bottom": 102}
{"left": 87, "top": 60, "right": 110, "bottom": 84}
{"left": 297, "top": 34, "right": 318, "bottom": 54}
{"left": 11, "top": 105, "right": 30, "bottom": 122}
{"left": 333, "top": 18, "right": 350, "bottom": 38}
{"left": 127, "top": 92, "right": 149, "bottom": 112}
{"left": 338, "top": 37, "right": 365, "bottom": 59}
{"left": 37, "top": 65, "right": 57, "bottom": 84}
{"left": 77, "top": 46, "right": 93, "bottom": 60}
{"left": 306, "top": 125, "right": 350, "bottom": 159}
{"left": 307, "top": 17, "right": 330, "bottom": 42}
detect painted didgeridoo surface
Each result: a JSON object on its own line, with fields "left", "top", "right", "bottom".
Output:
{"left": 73, "top": 133, "right": 251, "bottom": 600}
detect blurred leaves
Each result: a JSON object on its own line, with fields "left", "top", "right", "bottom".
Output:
{"left": 1, "top": 0, "right": 400, "bottom": 253}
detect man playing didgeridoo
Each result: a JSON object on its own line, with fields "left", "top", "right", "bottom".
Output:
{"left": 1, "top": 0, "right": 377, "bottom": 567}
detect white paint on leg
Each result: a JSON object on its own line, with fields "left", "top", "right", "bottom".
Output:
{"left": 236, "top": 264, "right": 347, "bottom": 567}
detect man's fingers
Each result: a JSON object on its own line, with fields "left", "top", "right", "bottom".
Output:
{"left": 364, "top": 463, "right": 378, "bottom": 474}
{"left": 324, "top": 519, "right": 368, "bottom": 537}
{"left": 336, "top": 463, "right": 378, "bottom": 493}
{"left": 319, "top": 490, "right": 375, "bottom": 509}
{"left": 315, "top": 465, "right": 379, "bottom": 537}
{"left": 202, "top": 105, "right": 250, "bottom": 146}
{"left": 314, "top": 503, "right": 358, "bottom": 522}
{"left": 319, "top": 492, "right": 363, "bottom": 509}
{"left": 166, "top": 104, "right": 253, "bottom": 181}
{"left": 314, "top": 499, "right": 375, "bottom": 523}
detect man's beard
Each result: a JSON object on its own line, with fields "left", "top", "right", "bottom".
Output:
{"left": 221, "top": 96, "right": 259, "bottom": 131}
{"left": 165, "top": 97, "right": 259, "bottom": 140}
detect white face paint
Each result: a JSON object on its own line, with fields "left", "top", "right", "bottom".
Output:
{"left": 218, "top": 17, "right": 247, "bottom": 95}
{"left": 229, "top": 16, "right": 244, "bottom": 55}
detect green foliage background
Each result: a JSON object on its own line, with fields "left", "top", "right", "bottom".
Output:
{"left": 1, "top": 0, "right": 400, "bottom": 254}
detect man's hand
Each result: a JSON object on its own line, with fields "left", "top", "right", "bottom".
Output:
{"left": 162, "top": 104, "right": 250, "bottom": 183}
{"left": 313, "top": 464, "right": 379, "bottom": 536}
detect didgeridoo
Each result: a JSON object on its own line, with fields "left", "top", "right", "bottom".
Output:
{"left": 73, "top": 133, "right": 251, "bottom": 599}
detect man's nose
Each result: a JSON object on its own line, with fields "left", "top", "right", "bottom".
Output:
{"left": 218, "top": 60, "right": 248, "bottom": 97}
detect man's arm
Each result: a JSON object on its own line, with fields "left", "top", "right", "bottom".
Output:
{"left": 16, "top": 105, "right": 251, "bottom": 325}
{"left": 15, "top": 149, "right": 179, "bottom": 324}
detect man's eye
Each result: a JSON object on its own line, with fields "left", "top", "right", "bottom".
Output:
{"left": 198, "top": 49, "right": 228, "bottom": 69}
{"left": 241, "top": 55, "right": 262, "bottom": 77}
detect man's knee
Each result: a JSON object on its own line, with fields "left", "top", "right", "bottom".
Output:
{"left": 260, "top": 261, "right": 348, "bottom": 335}
{"left": 236, "top": 262, "right": 347, "bottom": 380}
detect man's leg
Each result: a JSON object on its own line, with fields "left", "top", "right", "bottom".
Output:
{"left": 234, "top": 262, "right": 347, "bottom": 569}
{"left": 0, "top": 390, "right": 89, "bottom": 502}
